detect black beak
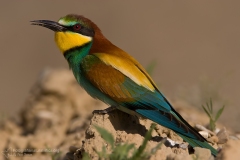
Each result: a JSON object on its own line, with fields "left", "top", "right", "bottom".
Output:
{"left": 31, "top": 20, "right": 67, "bottom": 32}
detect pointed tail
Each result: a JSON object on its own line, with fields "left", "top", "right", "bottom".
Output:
{"left": 136, "top": 109, "right": 218, "bottom": 156}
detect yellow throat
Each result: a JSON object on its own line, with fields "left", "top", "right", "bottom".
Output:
{"left": 55, "top": 32, "right": 92, "bottom": 53}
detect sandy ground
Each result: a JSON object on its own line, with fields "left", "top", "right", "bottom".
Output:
{"left": 0, "top": 69, "right": 239, "bottom": 160}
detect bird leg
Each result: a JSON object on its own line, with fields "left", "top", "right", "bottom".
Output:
{"left": 92, "top": 106, "right": 117, "bottom": 114}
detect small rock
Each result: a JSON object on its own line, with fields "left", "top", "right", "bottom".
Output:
{"left": 207, "top": 135, "right": 219, "bottom": 144}
{"left": 179, "top": 142, "right": 189, "bottom": 149}
{"left": 194, "top": 147, "right": 212, "bottom": 160}
{"left": 199, "top": 131, "right": 209, "bottom": 139}
{"left": 195, "top": 124, "right": 215, "bottom": 136}
{"left": 215, "top": 128, "right": 220, "bottom": 134}
{"left": 166, "top": 138, "right": 178, "bottom": 146}
{"left": 216, "top": 127, "right": 229, "bottom": 144}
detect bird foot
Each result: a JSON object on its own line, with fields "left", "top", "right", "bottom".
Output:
{"left": 92, "top": 106, "right": 117, "bottom": 114}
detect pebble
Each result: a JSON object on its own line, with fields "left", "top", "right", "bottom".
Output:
{"left": 194, "top": 147, "right": 212, "bottom": 160}
{"left": 195, "top": 124, "right": 215, "bottom": 136}
{"left": 216, "top": 127, "right": 229, "bottom": 144}
{"left": 208, "top": 135, "right": 219, "bottom": 144}
{"left": 199, "top": 131, "right": 209, "bottom": 139}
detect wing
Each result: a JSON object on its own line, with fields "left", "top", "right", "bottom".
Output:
{"left": 80, "top": 53, "right": 171, "bottom": 112}
{"left": 80, "top": 53, "right": 206, "bottom": 141}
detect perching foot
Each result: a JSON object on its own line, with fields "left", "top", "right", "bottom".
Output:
{"left": 92, "top": 106, "right": 117, "bottom": 114}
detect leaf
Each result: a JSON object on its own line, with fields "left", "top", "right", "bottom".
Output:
{"left": 215, "top": 105, "right": 225, "bottom": 121}
{"left": 206, "top": 101, "right": 210, "bottom": 112}
{"left": 209, "top": 119, "right": 216, "bottom": 131}
{"left": 210, "top": 98, "right": 213, "bottom": 113}
{"left": 94, "top": 125, "right": 114, "bottom": 149}
{"left": 202, "top": 105, "right": 211, "bottom": 118}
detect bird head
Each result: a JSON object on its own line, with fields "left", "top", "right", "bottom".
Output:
{"left": 31, "top": 14, "right": 100, "bottom": 54}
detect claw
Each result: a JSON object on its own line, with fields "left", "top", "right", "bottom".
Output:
{"left": 92, "top": 106, "right": 116, "bottom": 114}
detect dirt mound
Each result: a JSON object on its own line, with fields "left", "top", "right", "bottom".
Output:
{"left": 0, "top": 69, "right": 239, "bottom": 160}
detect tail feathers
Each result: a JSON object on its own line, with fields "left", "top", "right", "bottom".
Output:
{"left": 178, "top": 134, "right": 217, "bottom": 156}
{"left": 136, "top": 109, "right": 217, "bottom": 156}
{"left": 136, "top": 109, "right": 201, "bottom": 140}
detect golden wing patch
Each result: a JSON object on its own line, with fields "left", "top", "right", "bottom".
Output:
{"left": 94, "top": 53, "right": 155, "bottom": 92}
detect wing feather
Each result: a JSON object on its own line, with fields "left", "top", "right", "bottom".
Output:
{"left": 80, "top": 54, "right": 171, "bottom": 112}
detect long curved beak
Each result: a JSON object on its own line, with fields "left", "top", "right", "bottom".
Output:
{"left": 31, "top": 20, "right": 67, "bottom": 32}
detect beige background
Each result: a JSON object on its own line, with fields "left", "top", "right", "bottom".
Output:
{"left": 1, "top": 1, "right": 239, "bottom": 131}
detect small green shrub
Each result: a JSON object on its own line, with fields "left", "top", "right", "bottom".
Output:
{"left": 202, "top": 98, "right": 225, "bottom": 131}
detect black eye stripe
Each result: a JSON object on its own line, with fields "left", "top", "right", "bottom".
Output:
{"left": 79, "top": 27, "right": 95, "bottom": 37}
{"left": 65, "top": 24, "right": 95, "bottom": 37}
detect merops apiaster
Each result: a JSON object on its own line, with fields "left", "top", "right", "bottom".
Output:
{"left": 31, "top": 14, "right": 217, "bottom": 156}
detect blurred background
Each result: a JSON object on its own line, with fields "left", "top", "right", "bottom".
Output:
{"left": 1, "top": 1, "right": 239, "bottom": 131}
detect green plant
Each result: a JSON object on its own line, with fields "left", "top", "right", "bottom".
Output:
{"left": 83, "top": 123, "right": 164, "bottom": 160}
{"left": 202, "top": 98, "right": 225, "bottom": 131}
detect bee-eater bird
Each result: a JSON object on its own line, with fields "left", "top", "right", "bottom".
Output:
{"left": 31, "top": 14, "right": 217, "bottom": 156}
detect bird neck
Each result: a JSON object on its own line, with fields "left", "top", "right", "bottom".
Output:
{"left": 64, "top": 42, "right": 93, "bottom": 69}
{"left": 89, "top": 29, "right": 117, "bottom": 54}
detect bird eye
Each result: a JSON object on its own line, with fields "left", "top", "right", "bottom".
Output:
{"left": 73, "top": 24, "right": 81, "bottom": 31}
